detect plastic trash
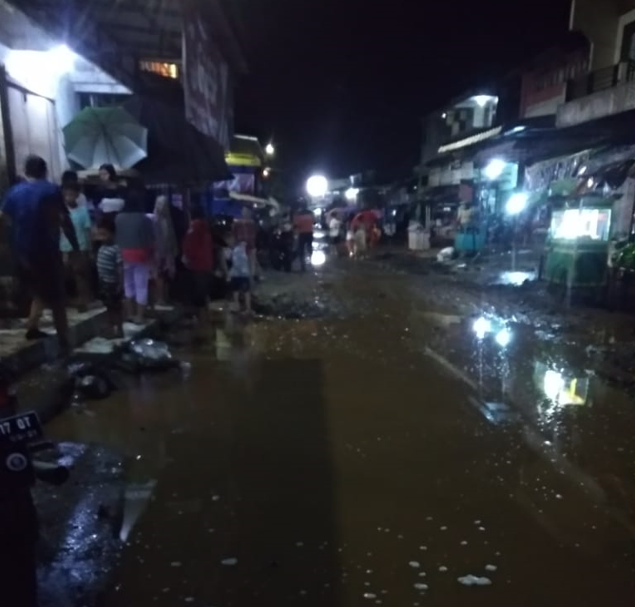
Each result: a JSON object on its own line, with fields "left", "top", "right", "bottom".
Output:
{"left": 457, "top": 575, "right": 492, "bottom": 587}
{"left": 127, "top": 339, "right": 176, "bottom": 370}
{"left": 77, "top": 374, "right": 111, "bottom": 400}
{"left": 67, "top": 361, "right": 115, "bottom": 400}
{"left": 437, "top": 247, "right": 455, "bottom": 262}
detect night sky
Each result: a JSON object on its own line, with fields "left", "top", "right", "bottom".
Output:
{"left": 235, "top": 0, "right": 572, "bottom": 187}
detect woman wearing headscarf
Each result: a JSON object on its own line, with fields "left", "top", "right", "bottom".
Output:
{"left": 150, "top": 195, "right": 178, "bottom": 304}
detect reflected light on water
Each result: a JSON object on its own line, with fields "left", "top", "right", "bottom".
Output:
{"left": 543, "top": 369, "right": 565, "bottom": 404}
{"left": 495, "top": 327, "right": 513, "bottom": 348}
{"left": 496, "top": 271, "right": 535, "bottom": 286}
{"left": 311, "top": 251, "right": 327, "bottom": 266}
{"left": 473, "top": 316, "right": 492, "bottom": 340}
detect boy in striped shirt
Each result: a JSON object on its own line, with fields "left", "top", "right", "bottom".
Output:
{"left": 96, "top": 219, "right": 124, "bottom": 338}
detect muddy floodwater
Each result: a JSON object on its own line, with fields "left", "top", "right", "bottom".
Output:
{"left": 46, "top": 264, "right": 635, "bottom": 607}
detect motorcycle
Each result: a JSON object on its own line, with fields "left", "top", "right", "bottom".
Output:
{"left": 0, "top": 364, "right": 69, "bottom": 607}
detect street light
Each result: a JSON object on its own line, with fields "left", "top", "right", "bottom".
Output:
{"left": 506, "top": 191, "right": 528, "bottom": 271}
{"left": 265, "top": 143, "right": 275, "bottom": 156}
{"left": 495, "top": 327, "right": 513, "bottom": 348}
{"left": 345, "top": 187, "right": 359, "bottom": 202}
{"left": 263, "top": 168, "right": 271, "bottom": 178}
{"left": 484, "top": 158, "right": 506, "bottom": 180}
{"left": 506, "top": 192, "right": 528, "bottom": 215}
{"left": 306, "top": 175, "right": 328, "bottom": 198}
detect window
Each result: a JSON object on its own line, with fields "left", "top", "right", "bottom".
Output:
{"left": 139, "top": 61, "right": 179, "bottom": 79}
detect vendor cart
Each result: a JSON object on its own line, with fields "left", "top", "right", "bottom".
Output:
{"left": 542, "top": 196, "right": 612, "bottom": 293}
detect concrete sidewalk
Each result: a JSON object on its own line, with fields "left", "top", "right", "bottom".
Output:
{"left": 9, "top": 306, "right": 181, "bottom": 423}
{"left": 0, "top": 306, "right": 108, "bottom": 374}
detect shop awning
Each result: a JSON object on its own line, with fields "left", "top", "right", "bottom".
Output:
{"left": 123, "top": 93, "right": 231, "bottom": 184}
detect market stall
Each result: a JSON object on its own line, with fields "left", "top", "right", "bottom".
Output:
{"left": 542, "top": 195, "right": 613, "bottom": 290}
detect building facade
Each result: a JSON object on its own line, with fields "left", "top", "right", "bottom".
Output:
{"left": 558, "top": 0, "right": 635, "bottom": 126}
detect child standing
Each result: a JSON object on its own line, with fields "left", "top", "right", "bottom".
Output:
{"left": 96, "top": 219, "right": 124, "bottom": 338}
{"left": 225, "top": 234, "right": 252, "bottom": 315}
{"left": 60, "top": 182, "right": 93, "bottom": 311}
{"left": 182, "top": 208, "right": 213, "bottom": 324}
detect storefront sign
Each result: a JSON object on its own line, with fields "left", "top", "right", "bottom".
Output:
{"left": 182, "top": 0, "right": 230, "bottom": 148}
{"left": 213, "top": 171, "right": 255, "bottom": 198}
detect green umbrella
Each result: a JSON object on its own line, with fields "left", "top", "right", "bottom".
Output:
{"left": 63, "top": 106, "right": 148, "bottom": 169}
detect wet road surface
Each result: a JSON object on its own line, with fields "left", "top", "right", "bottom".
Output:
{"left": 46, "top": 264, "right": 635, "bottom": 606}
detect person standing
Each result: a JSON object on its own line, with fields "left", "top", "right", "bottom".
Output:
{"left": 232, "top": 206, "right": 258, "bottom": 278}
{"left": 95, "top": 218, "right": 124, "bottom": 338}
{"left": 293, "top": 204, "right": 315, "bottom": 271}
{"left": 328, "top": 212, "right": 342, "bottom": 257}
{"left": 60, "top": 182, "right": 93, "bottom": 311}
{"left": 115, "top": 183, "right": 154, "bottom": 323}
{"left": 150, "top": 195, "right": 178, "bottom": 305}
{"left": 0, "top": 155, "right": 79, "bottom": 351}
{"left": 96, "top": 163, "right": 125, "bottom": 216}
{"left": 225, "top": 233, "right": 252, "bottom": 315}
{"left": 182, "top": 207, "right": 213, "bottom": 324}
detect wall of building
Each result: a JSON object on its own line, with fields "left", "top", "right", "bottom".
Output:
{"left": 519, "top": 47, "right": 588, "bottom": 118}
{"left": 572, "top": 0, "right": 635, "bottom": 70}
{"left": 556, "top": 77, "right": 635, "bottom": 126}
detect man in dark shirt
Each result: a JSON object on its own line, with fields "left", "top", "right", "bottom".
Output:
{"left": 0, "top": 155, "right": 79, "bottom": 351}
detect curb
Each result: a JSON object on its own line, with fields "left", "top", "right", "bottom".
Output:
{"left": 16, "top": 308, "right": 184, "bottom": 423}
{"left": 1, "top": 309, "right": 108, "bottom": 376}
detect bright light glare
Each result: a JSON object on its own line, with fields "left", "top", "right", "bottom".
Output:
{"left": 484, "top": 158, "right": 506, "bottom": 180}
{"left": 306, "top": 175, "right": 328, "bottom": 198}
{"left": 265, "top": 143, "right": 275, "bottom": 156}
{"left": 5, "top": 45, "right": 76, "bottom": 97}
{"left": 473, "top": 95, "right": 495, "bottom": 107}
{"left": 473, "top": 316, "right": 492, "bottom": 340}
{"left": 543, "top": 370, "right": 565, "bottom": 403}
{"left": 49, "top": 44, "right": 76, "bottom": 73}
{"left": 263, "top": 168, "right": 271, "bottom": 178}
{"left": 345, "top": 187, "right": 359, "bottom": 201}
{"left": 506, "top": 192, "right": 528, "bottom": 215}
{"left": 495, "top": 327, "right": 513, "bottom": 348}
{"left": 311, "top": 250, "right": 327, "bottom": 266}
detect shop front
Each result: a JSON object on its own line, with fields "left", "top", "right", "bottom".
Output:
{"left": 543, "top": 196, "right": 613, "bottom": 289}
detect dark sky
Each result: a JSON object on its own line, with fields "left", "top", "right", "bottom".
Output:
{"left": 235, "top": 0, "right": 572, "bottom": 186}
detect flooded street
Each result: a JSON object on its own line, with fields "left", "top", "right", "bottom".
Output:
{"left": 46, "top": 264, "right": 635, "bottom": 606}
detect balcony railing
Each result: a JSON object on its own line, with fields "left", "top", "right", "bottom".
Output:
{"left": 566, "top": 61, "right": 635, "bottom": 101}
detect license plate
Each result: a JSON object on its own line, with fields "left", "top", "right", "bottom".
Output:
{"left": 0, "top": 412, "right": 43, "bottom": 446}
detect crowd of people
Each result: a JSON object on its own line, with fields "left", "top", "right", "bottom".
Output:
{"left": 0, "top": 155, "right": 261, "bottom": 353}
{"left": 0, "top": 155, "right": 386, "bottom": 354}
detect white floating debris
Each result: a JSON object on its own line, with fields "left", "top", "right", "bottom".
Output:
{"left": 556, "top": 494, "right": 563, "bottom": 500}
{"left": 474, "top": 520, "right": 482, "bottom": 525}
{"left": 440, "top": 526, "right": 448, "bottom": 531}
{"left": 458, "top": 575, "right": 492, "bottom": 587}
{"left": 409, "top": 561, "right": 421, "bottom": 568}
{"left": 414, "top": 583, "right": 429, "bottom": 591}
{"left": 485, "top": 565, "right": 498, "bottom": 572}
{"left": 418, "top": 572, "right": 427, "bottom": 577}
{"left": 460, "top": 541, "right": 468, "bottom": 546}
{"left": 439, "top": 566, "right": 448, "bottom": 573}
{"left": 363, "top": 593, "right": 377, "bottom": 600}
{"left": 185, "top": 599, "right": 194, "bottom": 603}
{"left": 212, "top": 495, "right": 221, "bottom": 502}
{"left": 221, "top": 558, "right": 238, "bottom": 566}
{"left": 170, "top": 562, "right": 182, "bottom": 567}
{"left": 296, "top": 542, "right": 305, "bottom": 547}
{"left": 419, "top": 546, "right": 428, "bottom": 551}
{"left": 478, "top": 527, "right": 486, "bottom": 531}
